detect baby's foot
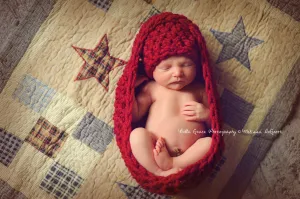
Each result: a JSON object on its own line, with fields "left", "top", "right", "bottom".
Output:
{"left": 154, "top": 167, "right": 182, "bottom": 177}
{"left": 153, "top": 137, "right": 173, "bottom": 171}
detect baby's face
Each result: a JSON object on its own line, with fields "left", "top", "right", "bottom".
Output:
{"left": 153, "top": 56, "right": 197, "bottom": 90}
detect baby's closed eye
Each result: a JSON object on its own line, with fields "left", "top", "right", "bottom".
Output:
{"left": 180, "top": 62, "right": 194, "bottom": 67}
{"left": 158, "top": 65, "right": 171, "bottom": 70}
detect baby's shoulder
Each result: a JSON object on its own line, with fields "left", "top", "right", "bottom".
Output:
{"left": 143, "top": 80, "right": 156, "bottom": 92}
{"left": 139, "top": 81, "right": 157, "bottom": 97}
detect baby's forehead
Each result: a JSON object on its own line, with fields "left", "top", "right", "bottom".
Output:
{"left": 160, "top": 55, "right": 194, "bottom": 63}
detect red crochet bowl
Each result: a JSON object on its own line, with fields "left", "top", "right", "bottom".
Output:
{"left": 113, "top": 12, "right": 224, "bottom": 195}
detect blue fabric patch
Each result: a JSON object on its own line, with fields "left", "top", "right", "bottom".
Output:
{"left": 0, "top": 128, "right": 23, "bottom": 167}
{"left": 40, "top": 162, "right": 84, "bottom": 199}
{"left": 12, "top": 74, "right": 56, "bottom": 113}
{"left": 73, "top": 112, "right": 114, "bottom": 153}
{"left": 220, "top": 88, "right": 254, "bottom": 130}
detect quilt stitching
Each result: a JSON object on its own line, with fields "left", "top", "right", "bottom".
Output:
{"left": 141, "top": 6, "right": 161, "bottom": 24}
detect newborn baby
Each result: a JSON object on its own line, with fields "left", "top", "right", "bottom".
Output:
{"left": 130, "top": 54, "right": 212, "bottom": 177}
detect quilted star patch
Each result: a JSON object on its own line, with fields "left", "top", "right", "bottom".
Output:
{"left": 72, "top": 34, "right": 126, "bottom": 91}
{"left": 210, "top": 17, "right": 263, "bottom": 70}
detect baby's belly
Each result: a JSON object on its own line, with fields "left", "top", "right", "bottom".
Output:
{"left": 146, "top": 115, "right": 206, "bottom": 154}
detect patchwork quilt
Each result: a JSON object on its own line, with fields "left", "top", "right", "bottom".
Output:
{"left": 0, "top": 0, "right": 299, "bottom": 199}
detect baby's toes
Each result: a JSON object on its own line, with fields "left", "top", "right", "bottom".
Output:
{"left": 159, "top": 137, "right": 165, "bottom": 146}
{"left": 153, "top": 148, "right": 158, "bottom": 156}
{"left": 158, "top": 140, "right": 163, "bottom": 148}
{"left": 155, "top": 139, "right": 162, "bottom": 149}
{"left": 160, "top": 137, "right": 166, "bottom": 145}
{"left": 157, "top": 145, "right": 162, "bottom": 153}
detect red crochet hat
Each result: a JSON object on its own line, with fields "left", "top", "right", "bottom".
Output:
{"left": 138, "top": 13, "right": 202, "bottom": 79}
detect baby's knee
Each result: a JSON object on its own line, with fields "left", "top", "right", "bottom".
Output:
{"left": 129, "top": 127, "right": 147, "bottom": 145}
{"left": 198, "top": 137, "right": 212, "bottom": 148}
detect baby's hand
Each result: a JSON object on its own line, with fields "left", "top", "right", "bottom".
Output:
{"left": 181, "top": 101, "right": 210, "bottom": 122}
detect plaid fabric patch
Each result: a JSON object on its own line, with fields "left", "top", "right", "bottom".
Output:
{"left": 12, "top": 74, "right": 56, "bottom": 113}
{"left": 0, "top": 128, "right": 23, "bottom": 167}
{"left": 221, "top": 88, "right": 254, "bottom": 130}
{"left": 72, "top": 34, "right": 126, "bottom": 91}
{"left": 117, "top": 182, "right": 172, "bottom": 199}
{"left": 73, "top": 112, "right": 113, "bottom": 153}
{"left": 88, "top": 0, "right": 114, "bottom": 12}
{"left": 0, "top": 179, "right": 27, "bottom": 199}
{"left": 208, "top": 155, "right": 227, "bottom": 183}
{"left": 40, "top": 162, "right": 84, "bottom": 199}
{"left": 25, "top": 117, "right": 68, "bottom": 158}
{"left": 141, "top": 6, "right": 161, "bottom": 24}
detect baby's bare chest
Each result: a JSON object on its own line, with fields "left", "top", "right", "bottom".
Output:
{"left": 152, "top": 89, "right": 199, "bottom": 114}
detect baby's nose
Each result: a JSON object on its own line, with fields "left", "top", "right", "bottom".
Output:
{"left": 172, "top": 66, "right": 183, "bottom": 77}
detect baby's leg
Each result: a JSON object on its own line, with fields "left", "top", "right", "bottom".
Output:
{"left": 173, "top": 137, "right": 212, "bottom": 169}
{"left": 130, "top": 127, "right": 181, "bottom": 176}
{"left": 153, "top": 137, "right": 173, "bottom": 170}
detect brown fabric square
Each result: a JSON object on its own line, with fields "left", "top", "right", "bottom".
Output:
{"left": 25, "top": 117, "right": 68, "bottom": 158}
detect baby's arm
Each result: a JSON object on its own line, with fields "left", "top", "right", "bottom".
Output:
{"left": 132, "top": 81, "right": 153, "bottom": 122}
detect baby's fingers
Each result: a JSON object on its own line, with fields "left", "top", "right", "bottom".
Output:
{"left": 182, "top": 105, "right": 195, "bottom": 111}
{"left": 184, "top": 101, "right": 197, "bottom": 106}
{"left": 182, "top": 110, "right": 195, "bottom": 116}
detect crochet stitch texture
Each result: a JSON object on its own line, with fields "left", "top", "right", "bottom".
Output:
{"left": 113, "top": 12, "right": 224, "bottom": 195}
